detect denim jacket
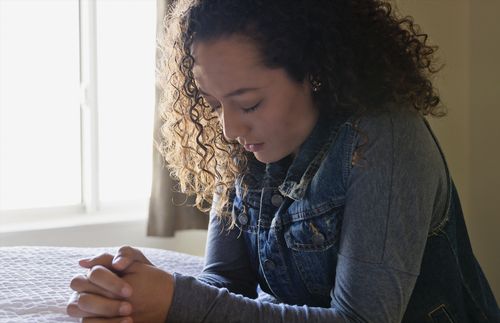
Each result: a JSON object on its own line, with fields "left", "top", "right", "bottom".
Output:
{"left": 167, "top": 109, "right": 500, "bottom": 323}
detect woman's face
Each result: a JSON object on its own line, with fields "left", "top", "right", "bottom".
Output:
{"left": 192, "top": 35, "right": 318, "bottom": 164}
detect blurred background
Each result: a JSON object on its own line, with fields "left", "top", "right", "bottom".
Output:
{"left": 0, "top": 0, "right": 498, "bottom": 300}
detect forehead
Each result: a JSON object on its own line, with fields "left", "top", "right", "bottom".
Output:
{"left": 191, "top": 35, "right": 267, "bottom": 93}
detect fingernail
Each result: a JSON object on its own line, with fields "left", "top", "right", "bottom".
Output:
{"left": 78, "top": 259, "right": 91, "bottom": 267}
{"left": 113, "top": 256, "right": 126, "bottom": 269}
{"left": 121, "top": 318, "right": 131, "bottom": 323}
{"left": 119, "top": 302, "right": 131, "bottom": 315}
{"left": 121, "top": 286, "right": 132, "bottom": 297}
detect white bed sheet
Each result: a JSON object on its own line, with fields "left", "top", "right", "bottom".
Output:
{"left": 0, "top": 246, "right": 204, "bottom": 323}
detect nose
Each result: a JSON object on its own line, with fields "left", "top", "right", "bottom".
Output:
{"left": 221, "top": 108, "right": 249, "bottom": 142}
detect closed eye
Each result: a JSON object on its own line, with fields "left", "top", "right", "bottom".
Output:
{"left": 242, "top": 101, "right": 262, "bottom": 113}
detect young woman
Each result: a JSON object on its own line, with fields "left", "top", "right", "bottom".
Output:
{"left": 67, "top": 0, "right": 500, "bottom": 322}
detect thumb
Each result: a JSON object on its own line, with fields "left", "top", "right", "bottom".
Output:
{"left": 78, "top": 253, "right": 114, "bottom": 269}
{"left": 112, "top": 246, "right": 153, "bottom": 271}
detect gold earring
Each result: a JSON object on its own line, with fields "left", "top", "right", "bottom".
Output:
{"left": 310, "top": 76, "right": 322, "bottom": 92}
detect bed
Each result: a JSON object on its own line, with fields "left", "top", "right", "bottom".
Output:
{"left": 0, "top": 246, "right": 204, "bottom": 323}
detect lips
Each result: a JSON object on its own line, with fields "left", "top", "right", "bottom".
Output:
{"left": 243, "top": 143, "right": 264, "bottom": 152}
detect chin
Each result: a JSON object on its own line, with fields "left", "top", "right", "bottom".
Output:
{"left": 253, "top": 152, "right": 285, "bottom": 164}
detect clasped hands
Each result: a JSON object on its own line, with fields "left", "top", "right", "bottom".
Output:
{"left": 67, "top": 246, "right": 174, "bottom": 323}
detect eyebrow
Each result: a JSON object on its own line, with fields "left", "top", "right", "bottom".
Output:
{"left": 198, "top": 87, "right": 260, "bottom": 99}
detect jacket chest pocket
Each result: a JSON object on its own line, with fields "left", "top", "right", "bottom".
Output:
{"left": 282, "top": 202, "right": 344, "bottom": 296}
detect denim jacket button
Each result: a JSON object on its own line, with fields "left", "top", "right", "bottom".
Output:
{"left": 264, "top": 259, "right": 276, "bottom": 271}
{"left": 271, "top": 194, "right": 284, "bottom": 207}
{"left": 312, "top": 233, "right": 325, "bottom": 245}
{"left": 238, "top": 213, "right": 248, "bottom": 225}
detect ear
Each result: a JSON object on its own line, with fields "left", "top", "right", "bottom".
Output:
{"left": 302, "top": 74, "right": 313, "bottom": 92}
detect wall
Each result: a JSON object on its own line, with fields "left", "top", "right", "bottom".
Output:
{"left": 395, "top": 0, "right": 500, "bottom": 300}
{"left": 469, "top": 0, "right": 500, "bottom": 302}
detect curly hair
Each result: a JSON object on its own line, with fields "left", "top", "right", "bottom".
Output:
{"left": 156, "top": 0, "right": 443, "bottom": 220}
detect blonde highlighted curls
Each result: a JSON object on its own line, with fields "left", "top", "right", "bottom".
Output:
{"left": 156, "top": 0, "right": 443, "bottom": 221}
{"left": 155, "top": 1, "right": 246, "bottom": 218}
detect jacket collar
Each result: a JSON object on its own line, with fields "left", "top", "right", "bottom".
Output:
{"left": 277, "top": 111, "right": 351, "bottom": 200}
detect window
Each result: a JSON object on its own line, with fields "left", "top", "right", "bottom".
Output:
{"left": 0, "top": 0, "right": 156, "bottom": 219}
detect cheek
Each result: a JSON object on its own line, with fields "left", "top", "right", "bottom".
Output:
{"left": 277, "top": 101, "right": 304, "bottom": 129}
{"left": 268, "top": 97, "right": 298, "bottom": 121}
{"left": 261, "top": 113, "right": 295, "bottom": 143}
{"left": 257, "top": 90, "right": 311, "bottom": 137}
{"left": 260, "top": 109, "right": 289, "bottom": 133}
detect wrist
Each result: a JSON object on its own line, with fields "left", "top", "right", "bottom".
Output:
{"left": 163, "top": 271, "right": 175, "bottom": 322}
